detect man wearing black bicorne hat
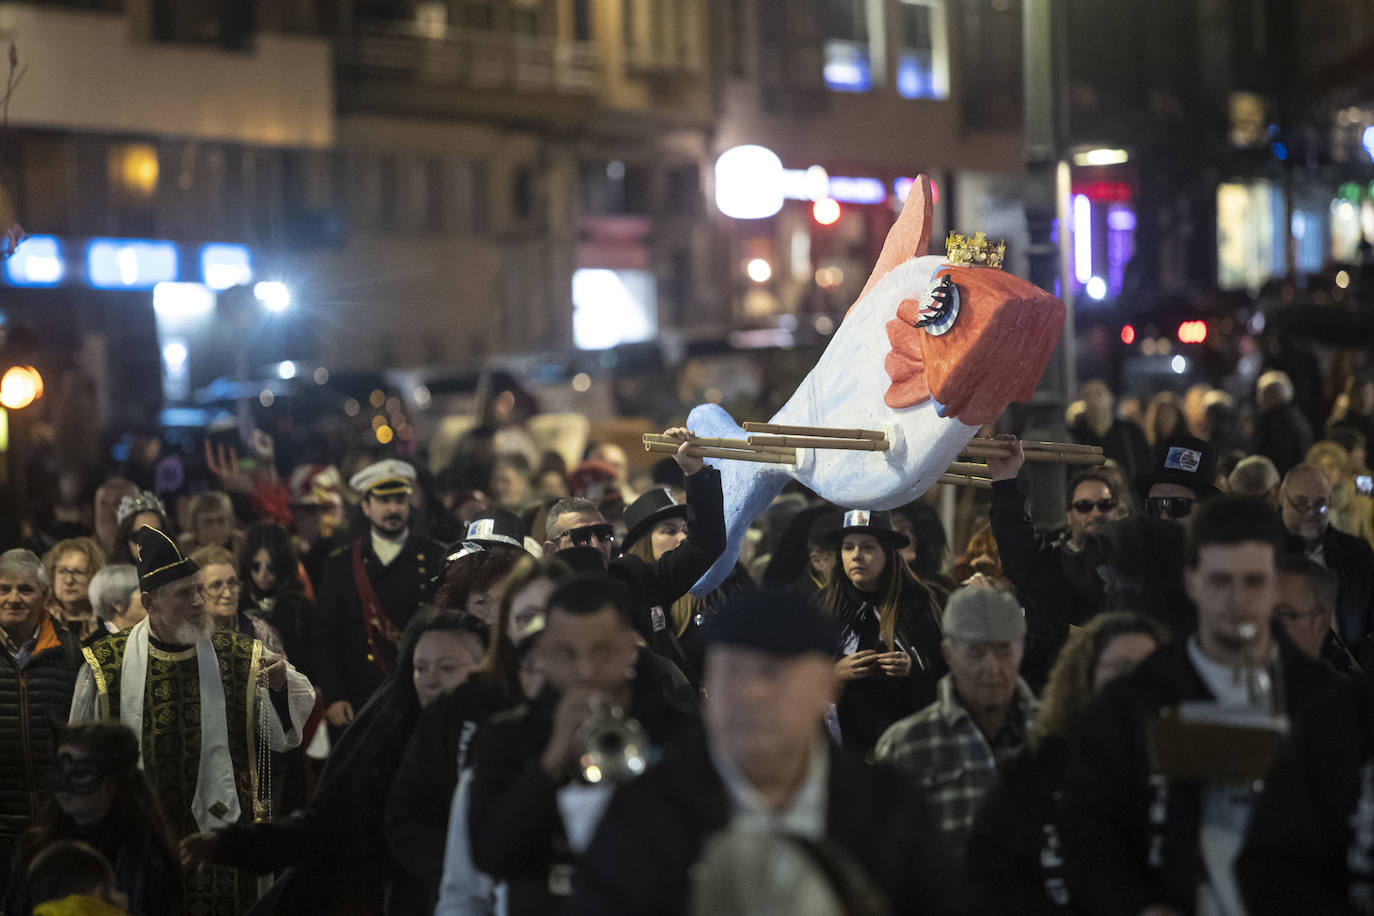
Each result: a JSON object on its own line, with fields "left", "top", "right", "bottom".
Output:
{"left": 71, "top": 527, "right": 315, "bottom": 916}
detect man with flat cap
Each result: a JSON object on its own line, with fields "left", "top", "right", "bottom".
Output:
{"left": 313, "top": 458, "right": 446, "bottom": 728}
{"left": 570, "top": 587, "right": 963, "bottom": 916}
{"left": 70, "top": 526, "right": 315, "bottom": 916}
{"left": 876, "top": 584, "right": 1038, "bottom": 858}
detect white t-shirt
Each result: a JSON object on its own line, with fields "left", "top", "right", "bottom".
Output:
{"left": 1186, "top": 637, "right": 1277, "bottom": 916}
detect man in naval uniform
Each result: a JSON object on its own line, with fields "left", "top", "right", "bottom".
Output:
{"left": 313, "top": 459, "right": 446, "bottom": 728}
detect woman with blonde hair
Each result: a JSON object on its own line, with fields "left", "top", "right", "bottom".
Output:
{"left": 967, "top": 611, "right": 1169, "bottom": 914}
{"left": 1306, "top": 440, "right": 1374, "bottom": 546}
{"left": 41, "top": 537, "right": 106, "bottom": 640}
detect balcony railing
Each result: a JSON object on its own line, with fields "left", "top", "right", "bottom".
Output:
{"left": 341, "top": 25, "right": 601, "bottom": 96}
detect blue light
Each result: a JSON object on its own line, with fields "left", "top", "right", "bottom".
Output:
{"left": 1363, "top": 126, "right": 1374, "bottom": 161}
{"left": 1107, "top": 208, "right": 1137, "bottom": 231}
{"left": 1272, "top": 141, "right": 1287, "bottom": 161}
{"left": 896, "top": 52, "right": 936, "bottom": 99}
{"left": 822, "top": 41, "right": 872, "bottom": 93}
{"left": 828, "top": 176, "right": 888, "bottom": 205}
{"left": 200, "top": 243, "right": 253, "bottom": 291}
{"left": 4, "top": 235, "right": 64, "bottom": 287}
{"left": 87, "top": 238, "right": 179, "bottom": 289}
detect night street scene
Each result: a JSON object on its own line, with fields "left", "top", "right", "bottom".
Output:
{"left": 2, "top": 1, "right": 1374, "bottom": 914}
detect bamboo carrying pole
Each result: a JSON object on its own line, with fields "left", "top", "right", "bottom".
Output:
{"left": 938, "top": 474, "right": 993, "bottom": 490}
{"left": 746, "top": 434, "right": 891, "bottom": 452}
{"left": 959, "top": 445, "right": 1105, "bottom": 466}
{"left": 643, "top": 440, "right": 796, "bottom": 466}
{"left": 969, "top": 437, "right": 1102, "bottom": 455}
{"left": 642, "top": 434, "right": 795, "bottom": 459}
{"left": 743, "top": 422, "right": 887, "bottom": 441}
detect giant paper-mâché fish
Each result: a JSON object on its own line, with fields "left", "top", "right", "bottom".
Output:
{"left": 689, "top": 175, "right": 1066, "bottom": 593}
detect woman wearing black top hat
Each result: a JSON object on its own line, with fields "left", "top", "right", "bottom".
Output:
{"left": 620, "top": 488, "right": 751, "bottom": 688}
{"left": 818, "top": 510, "right": 946, "bottom": 755}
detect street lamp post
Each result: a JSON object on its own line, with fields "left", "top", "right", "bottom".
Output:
{"left": 1022, "top": 0, "right": 1075, "bottom": 527}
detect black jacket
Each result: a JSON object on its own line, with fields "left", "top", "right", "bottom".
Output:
{"left": 467, "top": 654, "right": 700, "bottom": 916}
{"left": 0, "top": 615, "right": 82, "bottom": 886}
{"left": 1059, "top": 629, "right": 1338, "bottom": 916}
{"left": 1284, "top": 525, "right": 1374, "bottom": 658}
{"left": 966, "top": 734, "right": 1082, "bottom": 915}
{"left": 829, "top": 579, "right": 946, "bottom": 753}
{"left": 214, "top": 675, "right": 419, "bottom": 916}
{"left": 608, "top": 466, "right": 726, "bottom": 683}
{"left": 569, "top": 732, "right": 967, "bottom": 916}
{"left": 1236, "top": 673, "right": 1374, "bottom": 915}
{"left": 383, "top": 671, "right": 512, "bottom": 915}
{"left": 1069, "top": 417, "right": 1153, "bottom": 484}
{"left": 311, "top": 531, "right": 445, "bottom": 711}
{"left": 988, "top": 478, "right": 1101, "bottom": 690}
{"left": 1252, "top": 403, "right": 1315, "bottom": 477}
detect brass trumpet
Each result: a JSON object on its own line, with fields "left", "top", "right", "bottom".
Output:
{"left": 575, "top": 699, "right": 650, "bottom": 785}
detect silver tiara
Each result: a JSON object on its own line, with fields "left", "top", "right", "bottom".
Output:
{"left": 117, "top": 491, "right": 166, "bottom": 526}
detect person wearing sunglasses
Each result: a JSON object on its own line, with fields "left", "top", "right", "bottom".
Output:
{"left": 1278, "top": 462, "right": 1374, "bottom": 659}
{"left": 542, "top": 427, "right": 725, "bottom": 680}
{"left": 1133, "top": 435, "right": 1221, "bottom": 528}
{"left": 986, "top": 437, "right": 1133, "bottom": 689}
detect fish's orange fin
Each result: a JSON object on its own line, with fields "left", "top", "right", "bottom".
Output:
{"left": 845, "top": 174, "right": 933, "bottom": 323}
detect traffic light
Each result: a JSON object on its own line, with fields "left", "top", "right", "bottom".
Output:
{"left": 1120, "top": 324, "right": 1136, "bottom": 345}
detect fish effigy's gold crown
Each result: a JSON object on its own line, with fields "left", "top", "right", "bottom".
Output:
{"left": 945, "top": 231, "right": 1006, "bottom": 269}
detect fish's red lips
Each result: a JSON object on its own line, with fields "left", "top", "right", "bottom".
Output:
{"left": 883, "top": 267, "right": 1066, "bottom": 425}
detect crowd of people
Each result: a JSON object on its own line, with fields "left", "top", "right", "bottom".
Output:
{"left": 0, "top": 360, "right": 1372, "bottom": 916}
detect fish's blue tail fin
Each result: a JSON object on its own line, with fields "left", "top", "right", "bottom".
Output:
{"left": 686, "top": 403, "right": 793, "bottom": 595}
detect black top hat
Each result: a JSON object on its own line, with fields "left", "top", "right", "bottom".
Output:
{"left": 705, "top": 587, "right": 839, "bottom": 657}
{"left": 820, "top": 509, "right": 910, "bottom": 551}
{"left": 135, "top": 526, "right": 199, "bottom": 593}
{"left": 462, "top": 509, "right": 528, "bottom": 552}
{"left": 807, "top": 509, "right": 843, "bottom": 548}
{"left": 1134, "top": 436, "right": 1221, "bottom": 500}
{"left": 621, "top": 488, "right": 691, "bottom": 551}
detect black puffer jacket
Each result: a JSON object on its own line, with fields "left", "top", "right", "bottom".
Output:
{"left": 0, "top": 615, "right": 84, "bottom": 885}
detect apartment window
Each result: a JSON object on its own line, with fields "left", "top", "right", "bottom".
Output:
{"left": 579, "top": 161, "right": 651, "bottom": 215}
{"left": 513, "top": 166, "right": 534, "bottom": 221}
{"left": 896, "top": 0, "right": 949, "bottom": 99}
{"left": 355, "top": 152, "right": 399, "bottom": 232}
{"left": 961, "top": 0, "right": 1022, "bottom": 129}
{"left": 20, "top": 134, "right": 76, "bottom": 237}
{"left": 107, "top": 141, "right": 160, "bottom": 237}
{"left": 822, "top": 0, "right": 870, "bottom": 92}
{"left": 152, "top": 0, "right": 254, "bottom": 49}
{"left": 623, "top": 0, "right": 701, "bottom": 70}
{"left": 459, "top": 0, "right": 494, "bottom": 30}
{"left": 395, "top": 157, "right": 443, "bottom": 234}
{"left": 573, "top": 0, "right": 591, "bottom": 40}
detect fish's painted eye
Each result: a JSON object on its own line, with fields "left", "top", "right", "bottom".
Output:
{"left": 916, "top": 274, "right": 960, "bottom": 336}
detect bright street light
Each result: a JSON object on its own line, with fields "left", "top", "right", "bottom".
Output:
{"left": 254, "top": 281, "right": 292, "bottom": 312}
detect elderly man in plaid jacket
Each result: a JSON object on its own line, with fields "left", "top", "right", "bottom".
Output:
{"left": 875, "top": 584, "right": 1037, "bottom": 856}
